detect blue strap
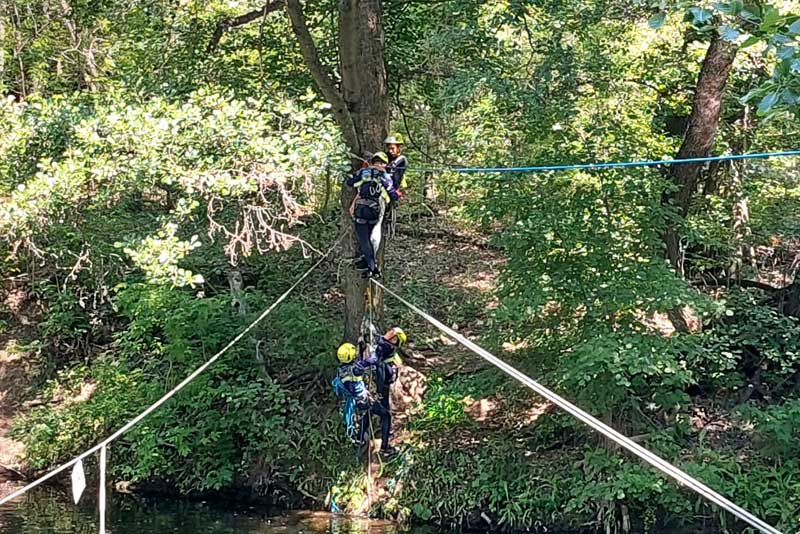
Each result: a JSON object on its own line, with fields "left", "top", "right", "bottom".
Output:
{"left": 331, "top": 377, "right": 359, "bottom": 440}
{"left": 412, "top": 149, "right": 800, "bottom": 174}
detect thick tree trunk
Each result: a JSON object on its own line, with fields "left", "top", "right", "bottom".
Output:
{"left": 664, "top": 35, "right": 737, "bottom": 274}
{"left": 338, "top": 0, "right": 389, "bottom": 341}
{"left": 287, "top": 0, "right": 389, "bottom": 342}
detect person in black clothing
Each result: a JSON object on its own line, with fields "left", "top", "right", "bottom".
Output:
{"left": 359, "top": 326, "right": 408, "bottom": 456}
{"left": 346, "top": 152, "right": 399, "bottom": 278}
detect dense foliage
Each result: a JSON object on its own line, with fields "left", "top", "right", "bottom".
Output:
{"left": 2, "top": 0, "right": 800, "bottom": 532}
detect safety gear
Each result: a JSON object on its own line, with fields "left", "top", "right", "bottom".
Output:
{"left": 383, "top": 134, "right": 405, "bottom": 145}
{"left": 352, "top": 168, "right": 391, "bottom": 218}
{"left": 361, "top": 268, "right": 381, "bottom": 279}
{"left": 331, "top": 376, "right": 360, "bottom": 443}
{"left": 337, "top": 343, "right": 357, "bottom": 363}
{"left": 383, "top": 353, "right": 403, "bottom": 366}
{"left": 337, "top": 362, "right": 363, "bottom": 383}
{"left": 372, "top": 151, "right": 389, "bottom": 164}
{"left": 389, "top": 327, "right": 407, "bottom": 347}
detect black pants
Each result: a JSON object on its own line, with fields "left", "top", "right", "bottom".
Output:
{"left": 354, "top": 221, "right": 378, "bottom": 272}
{"left": 358, "top": 400, "right": 390, "bottom": 450}
{"left": 375, "top": 365, "right": 393, "bottom": 434}
{"left": 353, "top": 204, "right": 384, "bottom": 273}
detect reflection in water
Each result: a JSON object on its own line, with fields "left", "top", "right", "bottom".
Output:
{"left": 0, "top": 488, "right": 404, "bottom": 534}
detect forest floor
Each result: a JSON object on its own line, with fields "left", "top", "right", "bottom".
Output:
{"left": 0, "top": 332, "right": 35, "bottom": 498}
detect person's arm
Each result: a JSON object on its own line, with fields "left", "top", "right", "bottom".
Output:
{"left": 375, "top": 338, "right": 396, "bottom": 361}
{"left": 381, "top": 172, "right": 400, "bottom": 202}
{"left": 355, "top": 350, "right": 379, "bottom": 372}
{"left": 346, "top": 170, "right": 361, "bottom": 187}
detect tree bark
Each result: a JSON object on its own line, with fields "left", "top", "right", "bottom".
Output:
{"left": 663, "top": 35, "right": 738, "bottom": 274}
{"left": 729, "top": 105, "right": 754, "bottom": 279}
{"left": 338, "top": 0, "right": 389, "bottom": 339}
{"left": 287, "top": 0, "right": 388, "bottom": 341}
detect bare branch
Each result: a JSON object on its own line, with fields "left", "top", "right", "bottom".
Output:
{"left": 207, "top": 1, "right": 285, "bottom": 53}
{"left": 285, "top": 0, "right": 358, "bottom": 150}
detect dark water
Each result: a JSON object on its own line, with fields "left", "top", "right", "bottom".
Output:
{"left": 0, "top": 488, "right": 405, "bottom": 534}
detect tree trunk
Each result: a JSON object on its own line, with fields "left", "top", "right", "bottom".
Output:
{"left": 663, "top": 35, "right": 737, "bottom": 274}
{"left": 729, "top": 105, "right": 754, "bottom": 279}
{"left": 338, "top": 0, "right": 389, "bottom": 340}
{"left": 287, "top": 0, "right": 389, "bottom": 341}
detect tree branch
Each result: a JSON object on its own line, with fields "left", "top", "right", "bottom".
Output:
{"left": 285, "top": 0, "right": 358, "bottom": 151}
{"left": 207, "top": 1, "right": 284, "bottom": 53}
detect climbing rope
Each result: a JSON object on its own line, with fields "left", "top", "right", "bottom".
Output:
{"left": 0, "top": 232, "right": 345, "bottom": 511}
{"left": 413, "top": 149, "right": 800, "bottom": 174}
{"left": 370, "top": 278, "right": 783, "bottom": 534}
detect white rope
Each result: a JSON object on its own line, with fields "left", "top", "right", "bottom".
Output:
{"left": 99, "top": 445, "right": 107, "bottom": 534}
{"left": 0, "top": 234, "right": 343, "bottom": 507}
{"left": 371, "top": 279, "right": 783, "bottom": 534}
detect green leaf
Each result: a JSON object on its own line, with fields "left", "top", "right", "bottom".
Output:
{"left": 648, "top": 12, "right": 667, "bottom": 29}
{"left": 741, "top": 35, "right": 761, "bottom": 48}
{"left": 413, "top": 503, "right": 433, "bottom": 520}
{"left": 714, "top": 1, "right": 743, "bottom": 15}
{"left": 757, "top": 92, "right": 779, "bottom": 114}
{"left": 777, "top": 45, "right": 796, "bottom": 60}
{"left": 719, "top": 25, "right": 741, "bottom": 41}
{"left": 690, "top": 7, "right": 714, "bottom": 24}
{"left": 740, "top": 7, "right": 761, "bottom": 24}
{"left": 740, "top": 85, "right": 763, "bottom": 103}
{"left": 760, "top": 5, "right": 781, "bottom": 30}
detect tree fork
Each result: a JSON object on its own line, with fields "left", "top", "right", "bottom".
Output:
{"left": 287, "top": 0, "right": 389, "bottom": 341}
{"left": 663, "top": 35, "right": 737, "bottom": 275}
{"left": 207, "top": 1, "right": 285, "bottom": 53}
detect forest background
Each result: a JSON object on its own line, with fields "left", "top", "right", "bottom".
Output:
{"left": 1, "top": 0, "right": 800, "bottom": 532}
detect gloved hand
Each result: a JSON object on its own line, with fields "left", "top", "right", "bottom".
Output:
{"left": 396, "top": 190, "right": 405, "bottom": 200}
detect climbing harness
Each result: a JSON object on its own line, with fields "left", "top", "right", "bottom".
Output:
{"left": 331, "top": 376, "right": 360, "bottom": 443}
{"left": 370, "top": 278, "right": 783, "bottom": 534}
{"left": 352, "top": 168, "right": 391, "bottom": 226}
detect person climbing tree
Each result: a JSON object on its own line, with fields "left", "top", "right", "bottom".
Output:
{"left": 359, "top": 325, "right": 407, "bottom": 457}
{"left": 347, "top": 152, "right": 399, "bottom": 279}
{"left": 332, "top": 341, "right": 393, "bottom": 455}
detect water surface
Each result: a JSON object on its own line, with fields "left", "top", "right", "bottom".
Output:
{"left": 0, "top": 487, "right": 403, "bottom": 534}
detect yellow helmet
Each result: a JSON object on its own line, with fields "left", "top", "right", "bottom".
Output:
{"left": 372, "top": 151, "right": 389, "bottom": 164}
{"left": 388, "top": 327, "right": 407, "bottom": 347}
{"left": 383, "top": 134, "right": 405, "bottom": 145}
{"left": 337, "top": 342, "right": 357, "bottom": 363}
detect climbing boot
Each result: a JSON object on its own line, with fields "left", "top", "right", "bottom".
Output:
{"left": 380, "top": 446, "right": 398, "bottom": 458}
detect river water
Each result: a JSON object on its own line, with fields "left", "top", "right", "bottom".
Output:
{"left": 0, "top": 487, "right": 408, "bottom": 534}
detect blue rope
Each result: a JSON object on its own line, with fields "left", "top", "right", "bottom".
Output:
{"left": 413, "top": 149, "right": 800, "bottom": 174}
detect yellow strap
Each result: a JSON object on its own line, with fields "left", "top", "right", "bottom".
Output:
{"left": 340, "top": 375, "right": 363, "bottom": 383}
{"left": 384, "top": 354, "right": 403, "bottom": 366}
